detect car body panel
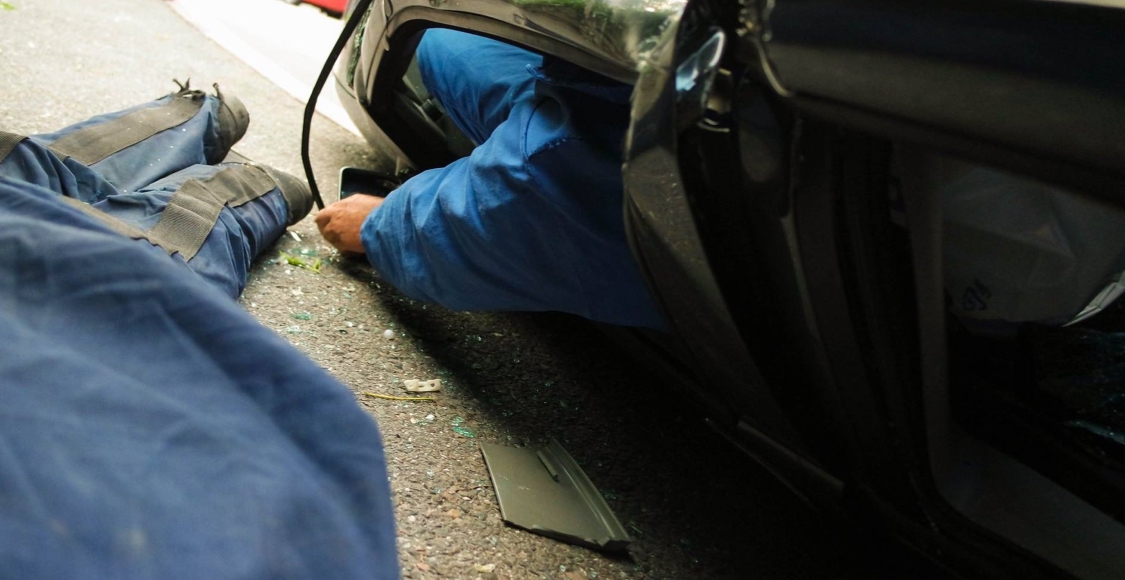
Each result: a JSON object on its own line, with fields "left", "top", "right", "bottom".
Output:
{"left": 304, "top": 0, "right": 349, "bottom": 14}
{"left": 757, "top": 1, "right": 1125, "bottom": 199}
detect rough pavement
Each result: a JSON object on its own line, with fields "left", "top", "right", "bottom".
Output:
{"left": 0, "top": 1, "right": 843, "bottom": 578}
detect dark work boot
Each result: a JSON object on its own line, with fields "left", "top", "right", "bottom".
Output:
{"left": 168, "top": 79, "right": 250, "bottom": 164}
{"left": 261, "top": 165, "right": 314, "bottom": 225}
{"left": 213, "top": 83, "right": 250, "bottom": 159}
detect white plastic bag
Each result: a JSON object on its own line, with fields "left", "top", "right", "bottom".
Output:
{"left": 935, "top": 161, "right": 1125, "bottom": 325}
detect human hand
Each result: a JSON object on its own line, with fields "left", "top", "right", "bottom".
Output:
{"left": 314, "top": 193, "right": 385, "bottom": 255}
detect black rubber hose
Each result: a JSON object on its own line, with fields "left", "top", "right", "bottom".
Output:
{"left": 301, "top": 0, "right": 377, "bottom": 209}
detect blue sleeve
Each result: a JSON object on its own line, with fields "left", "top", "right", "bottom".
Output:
{"left": 360, "top": 93, "right": 666, "bottom": 330}
{"left": 360, "top": 111, "right": 562, "bottom": 313}
{"left": 416, "top": 29, "right": 541, "bottom": 144}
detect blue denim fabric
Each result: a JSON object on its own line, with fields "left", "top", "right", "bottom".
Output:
{"left": 361, "top": 30, "right": 667, "bottom": 330}
{"left": 0, "top": 93, "right": 288, "bottom": 298}
{"left": 0, "top": 177, "right": 398, "bottom": 579}
{"left": 32, "top": 94, "right": 232, "bottom": 193}
{"left": 0, "top": 97, "right": 398, "bottom": 579}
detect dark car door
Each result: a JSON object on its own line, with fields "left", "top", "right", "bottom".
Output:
{"left": 620, "top": 0, "right": 1125, "bottom": 578}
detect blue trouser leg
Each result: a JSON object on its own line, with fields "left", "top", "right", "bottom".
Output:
{"left": 417, "top": 29, "right": 542, "bottom": 145}
{"left": 0, "top": 175, "right": 399, "bottom": 579}
{"left": 89, "top": 162, "right": 292, "bottom": 297}
{"left": 30, "top": 89, "right": 239, "bottom": 194}
{"left": 0, "top": 93, "right": 301, "bottom": 298}
{"left": 0, "top": 135, "right": 120, "bottom": 204}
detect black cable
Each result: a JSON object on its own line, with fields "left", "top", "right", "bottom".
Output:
{"left": 301, "top": 0, "right": 377, "bottom": 209}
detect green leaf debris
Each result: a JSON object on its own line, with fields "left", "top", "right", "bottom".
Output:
{"left": 278, "top": 250, "right": 322, "bottom": 273}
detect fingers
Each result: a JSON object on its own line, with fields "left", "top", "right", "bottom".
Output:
{"left": 314, "top": 206, "right": 332, "bottom": 228}
{"left": 314, "top": 193, "right": 386, "bottom": 255}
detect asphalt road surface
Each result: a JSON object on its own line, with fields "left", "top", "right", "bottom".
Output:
{"left": 0, "top": 0, "right": 846, "bottom": 578}
{"left": 168, "top": 0, "right": 360, "bottom": 135}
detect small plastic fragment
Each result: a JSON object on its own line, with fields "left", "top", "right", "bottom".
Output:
{"left": 383, "top": 329, "right": 396, "bottom": 340}
{"left": 285, "top": 325, "right": 302, "bottom": 334}
{"left": 474, "top": 564, "right": 496, "bottom": 573}
{"left": 292, "top": 311, "right": 312, "bottom": 321}
{"left": 403, "top": 379, "right": 441, "bottom": 393}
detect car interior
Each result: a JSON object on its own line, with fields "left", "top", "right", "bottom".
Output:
{"left": 912, "top": 151, "right": 1125, "bottom": 579}
{"left": 924, "top": 155, "right": 1125, "bottom": 526}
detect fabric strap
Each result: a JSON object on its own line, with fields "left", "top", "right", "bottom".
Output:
{"left": 0, "top": 131, "right": 25, "bottom": 164}
{"left": 62, "top": 164, "right": 278, "bottom": 260}
{"left": 144, "top": 164, "right": 277, "bottom": 259}
{"left": 2, "top": 124, "right": 277, "bottom": 260}
{"left": 47, "top": 94, "right": 205, "bottom": 166}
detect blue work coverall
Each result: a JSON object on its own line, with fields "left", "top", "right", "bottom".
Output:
{"left": 0, "top": 90, "right": 397, "bottom": 579}
{"left": 361, "top": 30, "right": 667, "bottom": 330}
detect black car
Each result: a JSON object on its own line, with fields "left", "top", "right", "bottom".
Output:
{"left": 313, "top": 0, "right": 1125, "bottom": 577}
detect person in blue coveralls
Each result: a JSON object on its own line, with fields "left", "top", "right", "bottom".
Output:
{"left": 315, "top": 29, "right": 667, "bottom": 331}
{"left": 0, "top": 83, "right": 398, "bottom": 579}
